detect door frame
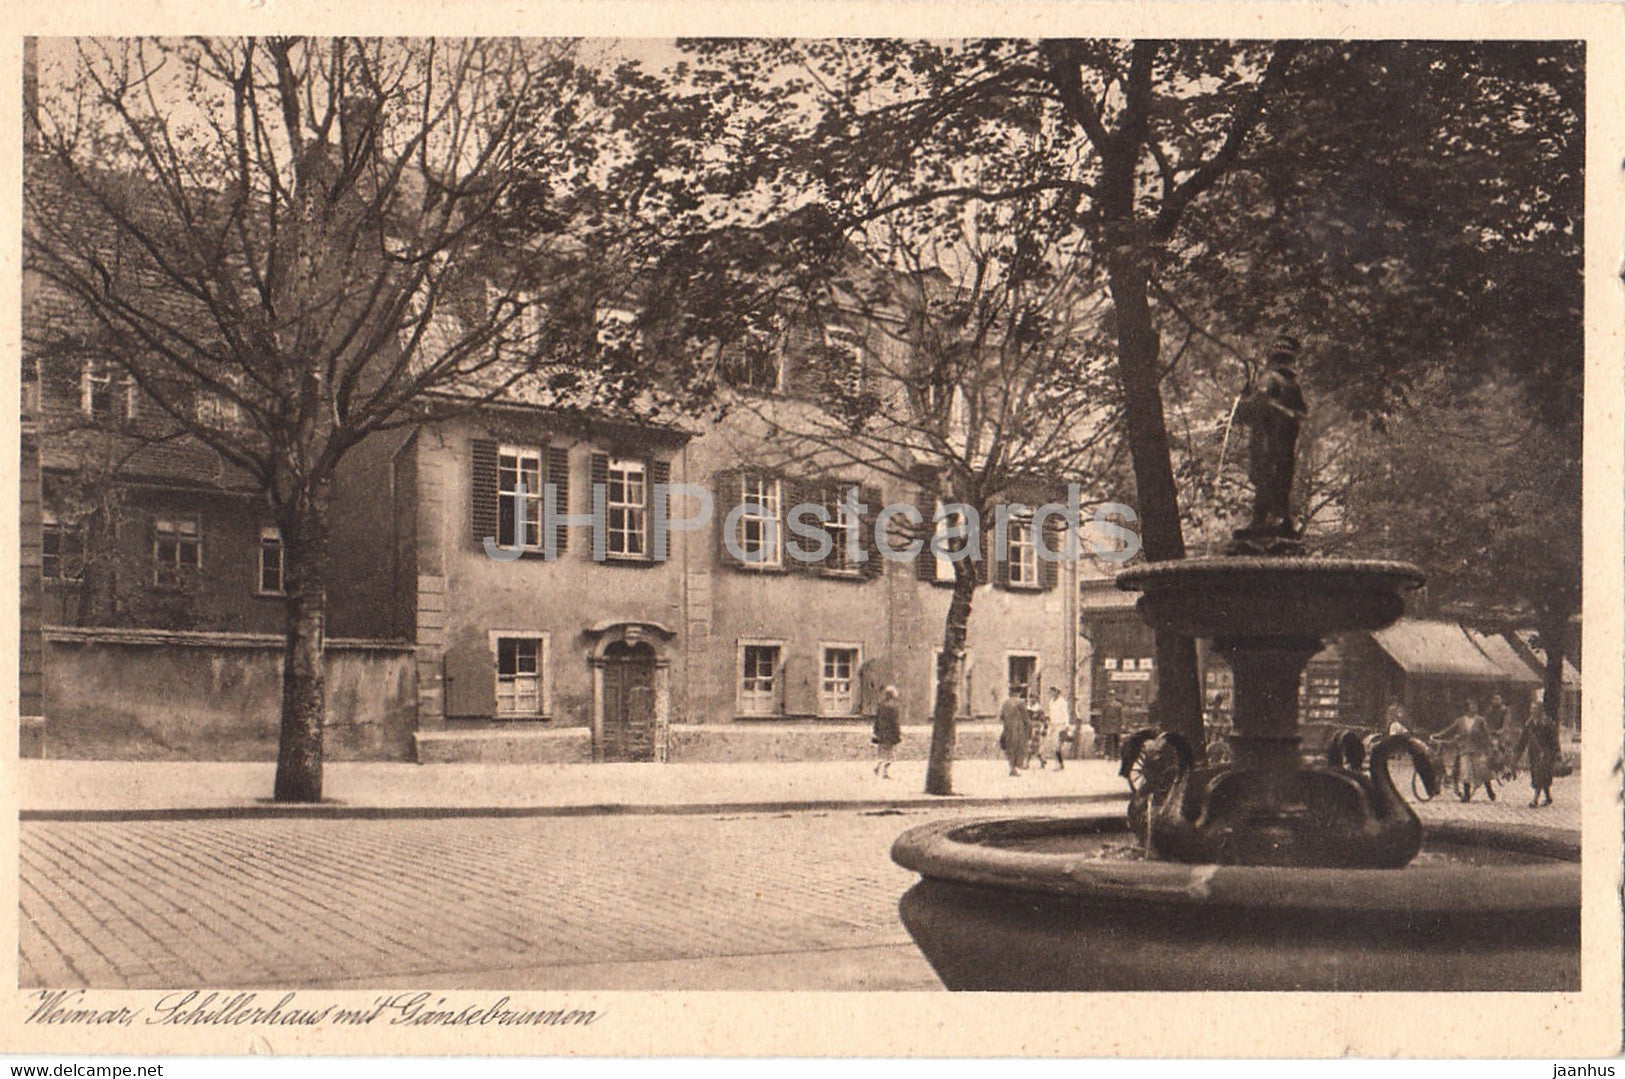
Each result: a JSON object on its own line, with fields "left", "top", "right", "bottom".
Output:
{"left": 586, "top": 621, "right": 675, "bottom": 762}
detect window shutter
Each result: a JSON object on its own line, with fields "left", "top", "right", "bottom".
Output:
{"left": 547, "top": 445, "right": 571, "bottom": 554}
{"left": 981, "top": 524, "right": 996, "bottom": 587}
{"left": 1040, "top": 520, "right": 1061, "bottom": 592}
{"left": 648, "top": 458, "right": 672, "bottom": 562}
{"left": 774, "top": 649, "right": 788, "bottom": 715}
{"left": 589, "top": 453, "right": 609, "bottom": 557}
{"left": 443, "top": 638, "right": 496, "bottom": 719}
{"left": 470, "top": 439, "right": 499, "bottom": 549}
{"left": 916, "top": 495, "right": 939, "bottom": 583}
{"left": 784, "top": 651, "right": 818, "bottom": 716}
{"left": 859, "top": 484, "right": 885, "bottom": 580}
{"left": 714, "top": 468, "right": 741, "bottom": 567}
{"left": 783, "top": 478, "right": 817, "bottom": 573}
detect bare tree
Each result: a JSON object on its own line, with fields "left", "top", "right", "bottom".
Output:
{"left": 663, "top": 201, "right": 1118, "bottom": 794}
{"left": 26, "top": 37, "right": 604, "bottom": 800}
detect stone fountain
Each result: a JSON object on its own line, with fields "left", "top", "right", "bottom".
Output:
{"left": 891, "top": 338, "right": 1580, "bottom": 991}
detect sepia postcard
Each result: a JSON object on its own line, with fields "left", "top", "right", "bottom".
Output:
{"left": 0, "top": 0, "right": 1621, "bottom": 1061}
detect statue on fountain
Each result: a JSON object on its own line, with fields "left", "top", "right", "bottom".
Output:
{"left": 1228, "top": 334, "right": 1308, "bottom": 555}
{"left": 1113, "top": 331, "right": 1439, "bottom": 868}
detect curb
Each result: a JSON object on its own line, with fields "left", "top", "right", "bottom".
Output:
{"left": 21, "top": 791, "right": 1127, "bottom": 824}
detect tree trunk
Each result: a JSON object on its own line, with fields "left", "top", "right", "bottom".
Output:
{"left": 924, "top": 564, "right": 978, "bottom": 795}
{"left": 1537, "top": 604, "right": 1571, "bottom": 728}
{"left": 1105, "top": 250, "right": 1203, "bottom": 748}
{"left": 273, "top": 491, "right": 331, "bottom": 803}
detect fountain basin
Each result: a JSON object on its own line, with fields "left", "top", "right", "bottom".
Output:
{"left": 892, "top": 812, "right": 1579, "bottom": 991}
{"left": 1116, "top": 556, "right": 1425, "bottom": 639}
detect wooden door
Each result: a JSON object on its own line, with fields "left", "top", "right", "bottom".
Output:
{"left": 602, "top": 641, "right": 657, "bottom": 762}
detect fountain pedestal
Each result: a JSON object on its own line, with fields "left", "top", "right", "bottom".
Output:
{"left": 1114, "top": 557, "right": 1440, "bottom": 869}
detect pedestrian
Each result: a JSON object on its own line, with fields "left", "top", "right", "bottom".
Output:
{"left": 999, "top": 690, "right": 1031, "bottom": 776}
{"left": 872, "top": 686, "right": 902, "bottom": 779}
{"left": 1432, "top": 698, "right": 1497, "bottom": 802}
{"left": 1099, "top": 692, "right": 1124, "bottom": 759}
{"left": 1038, "top": 687, "right": 1071, "bottom": 770}
{"left": 1512, "top": 710, "right": 1561, "bottom": 807}
{"left": 1385, "top": 701, "right": 1410, "bottom": 738}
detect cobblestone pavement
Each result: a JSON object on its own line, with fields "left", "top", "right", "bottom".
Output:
{"left": 20, "top": 776, "right": 1581, "bottom": 991}
{"left": 20, "top": 804, "right": 1020, "bottom": 990}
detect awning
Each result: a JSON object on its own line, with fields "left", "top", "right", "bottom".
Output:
{"left": 1370, "top": 621, "right": 1507, "bottom": 680}
{"left": 1465, "top": 630, "right": 1542, "bottom": 685}
{"left": 1511, "top": 630, "right": 1582, "bottom": 686}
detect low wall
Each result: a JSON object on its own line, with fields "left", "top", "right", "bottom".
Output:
{"left": 41, "top": 628, "right": 417, "bottom": 761}
{"left": 666, "top": 722, "right": 1006, "bottom": 764}
{"left": 414, "top": 726, "right": 593, "bottom": 765}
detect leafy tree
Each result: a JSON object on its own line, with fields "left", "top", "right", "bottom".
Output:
{"left": 26, "top": 38, "right": 626, "bottom": 800}
{"left": 1331, "top": 379, "right": 1581, "bottom": 723}
{"left": 651, "top": 38, "right": 1581, "bottom": 748}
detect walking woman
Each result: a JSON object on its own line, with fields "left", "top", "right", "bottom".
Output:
{"left": 872, "top": 686, "right": 902, "bottom": 779}
{"left": 1513, "top": 710, "right": 1561, "bottom": 807}
{"left": 1432, "top": 698, "right": 1497, "bottom": 802}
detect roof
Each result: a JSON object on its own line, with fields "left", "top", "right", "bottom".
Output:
{"left": 1369, "top": 620, "right": 1509, "bottom": 681}
{"left": 1464, "top": 629, "right": 1543, "bottom": 685}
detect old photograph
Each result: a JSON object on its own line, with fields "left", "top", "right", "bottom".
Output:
{"left": 8, "top": 12, "right": 1621, "bottom": 1059}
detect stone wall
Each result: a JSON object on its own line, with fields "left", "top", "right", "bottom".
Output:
{"left": 41, "top": 628, "right": 416, "bottom": 761}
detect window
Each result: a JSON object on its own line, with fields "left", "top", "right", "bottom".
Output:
{"left": 196, "top": 389, "right": 241, "bottom": 427}
{"left": 822, "top": 324, "right": 866, "bottom": 397}
{"left": 82, "top": 361, "right": 134, "bottom": 420}
{"left": 820, "top": 645, "right": 860, "bottom": 716}
{"left": 718, "top": 331, "right": 783, "bottom": 393}
{"left": 257, "top": 527, "right": 284, "bottom": 595}
{"left": 153, "top": 516, "right": 202, "bottom": 587}
{"left": 1006, "top": 515, "right": 1038, "bottom": 588}
{"left": 41, "top": 513, "right": 82, "bottom": 581}
{"left": 739, "top": 643, "right": 782, "bottom": 716}
{"left": 1007, "top": 653, "right": 1039, "bottom": 701}
{"left": 607, "top": 458, "right": 648, "bottom": 558}
{"left": 737, "top": 475, "right": 782, "bottom": 567}
{"left": 820, "top": 484, "right": 858, "bottom": 573}
{"left": 495, "top": 636, "right": 545, "bottom": 718}
{"left": 497, "top": 446, "right": 543, "bottom": 549}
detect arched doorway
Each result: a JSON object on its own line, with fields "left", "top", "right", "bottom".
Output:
{"left": 601, "top": 639, "right": 657, "bottom": 762}
{"left": 586, "top": 621, "right": 675, "bottom": 763}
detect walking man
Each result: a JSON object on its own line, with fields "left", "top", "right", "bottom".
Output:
{"left": 999, "top": 690, "right": 1031, "bottom": 777}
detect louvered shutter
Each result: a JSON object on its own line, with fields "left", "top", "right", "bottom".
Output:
{"left": 714, "top": 468, "right": 741, "bottom": 567}
{"left": 547, "top": 445, "right": 570, "bottom": 554}
{"left": 588, "top": 452, "right": 610, "bottom": 556}
{"left": 470, "top": 439, "right": 499, "bottom": 549}
{"left": 782, "top": 478, "right": 817, "bottom": 573}
{"left": 648, "top": 458, "right": 672, "bottom": 562}
{"left": 1040, "top": 519, "right": 1061, "bottom": 591}
{"left": 916, "top": 494, "right": 939, "bottom": 582}
{"left": 979, "top": 522, "right": 994, "bottom": 586}
{"left": 859, "top": 484, "right": 885, "bottom": 580}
